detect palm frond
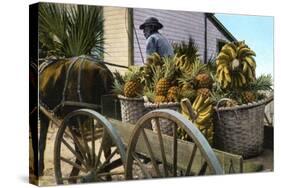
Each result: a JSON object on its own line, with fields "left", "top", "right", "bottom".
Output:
{"left": 173, "top": 37, "right": 200, "bottom": 63}
{"left": 39, "top": 3, "right": 104, "bottom": 58}
{"left": 248, "top": 74, "right": 273, "bottom": 91}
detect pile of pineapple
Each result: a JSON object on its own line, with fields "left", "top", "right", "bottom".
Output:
{"left": 140, "top": 50, "right": 215, "bottom": 143}
{"left": 112, "top": 39, "right": 272, "bottom": 145}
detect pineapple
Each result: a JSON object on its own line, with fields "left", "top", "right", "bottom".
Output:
{"left": 181, "top": 82, "right": 193, "bottom": 91}
{"left": 155, "top": 57, "right": 176, "bottom": 96}
{"left": 124, "top": 81, "right": 141, "bottom": 97}
{"left": 154, "top": 95, "right": 168, "bottom": 104}
{"left": 167, "top": 86, "right": 179, "bottom": 102}
{"left": 156, "top": 78, "right": 171, "bottom": 96}
{"left": 182, "top": 89, "right": 197, "bottom": 102}
{"left": 197, "top": 88, "right": 211, "bottom": 98}
{"left": 241, "top": 91, "right": 256, "bottom": 104}
{"left": 123, "top": 67, "right": 143, "bottom": 98}
{"left": 178, "top": 78, "right": 196, "bottom": 102}
{"left": 195, "top": 73, "right": 213, "bottom": 89}
{"left": 225, "top": 99, "right": 238, "bottom": 107}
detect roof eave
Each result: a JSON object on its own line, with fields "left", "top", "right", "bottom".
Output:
{"left": 205, "top": 13, "right": 237, "bottom": 42}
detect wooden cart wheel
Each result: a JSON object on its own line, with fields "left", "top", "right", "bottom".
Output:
{"left": 125, "top": 109, "right": 223, "bottom": 179}
{"left": 54, "top": 109, "right": 126, "bottom": 184}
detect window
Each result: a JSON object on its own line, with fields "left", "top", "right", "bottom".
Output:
{"left": 217, "top": 39, "right": 227, "bottom": 53}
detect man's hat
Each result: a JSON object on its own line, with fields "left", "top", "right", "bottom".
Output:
{"left": 139, "top": 17, "right": 163, "bottom": 30}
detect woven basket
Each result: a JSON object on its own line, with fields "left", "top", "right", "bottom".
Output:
{"left": 118, "top": 95, "right": 146, "bottom": 124}
{"left": 213, "top": 96, "right": 273, "bottom": 158}
{"left": 144, "top": 102, "right": 180, "bottom": 136}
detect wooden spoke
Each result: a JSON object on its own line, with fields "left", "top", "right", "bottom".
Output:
{"left": 198, "top": 161, "right": 208, "bottom": 175}
{"left": 132, "top": 152, "right": 152, "bottom": 178}
{"left": 101, "top": 158, "right": 123, "bottom": 172}
{"left": 61, "top": 138, "right": 88, "bottom": 169}
{"left": 60, "top": 157, "right": 88, "bottom": 173}
{"left": 185, "top": 144, "right": 197, "bottom": 176}
{"left": 173, "top": 123, "right": 178, "bottom": 177}
{"left": 96, "top": 147, "right": 118, "bottom": 173}
{"left": 141, "top": 129, "right": 161, "bottom": 176}
{"left": 154, "top": 118, "right": 168, "bottom": 177}
{"left": 94, "top": 135, "right": 105, "bottom": 169}
{"left": 91, "top": 119, "right": 95, "bottom": 166}
{"left": 77, "top": 117, "right": 92, "bottom": 164}
{"left": 67, "top": 126, "right": 90, "bottom": 165}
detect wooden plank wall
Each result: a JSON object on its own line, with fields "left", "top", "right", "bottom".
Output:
{"left": 103, "top": 6, "right": 130, "bottom": 74}
{"left": 133, "top": 8, "right": 230, "bottom": 65}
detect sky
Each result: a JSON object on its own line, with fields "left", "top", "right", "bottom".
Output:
{"left": 215, "top": 13, "right": 274, "bottom": 78}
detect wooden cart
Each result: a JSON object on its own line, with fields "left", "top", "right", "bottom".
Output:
{"left": 40, "top": 103, "right": 244, "bottom": 185}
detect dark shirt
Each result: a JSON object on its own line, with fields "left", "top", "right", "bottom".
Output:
{"left": 146, "top": 32, "right": 174, "bottom": 57}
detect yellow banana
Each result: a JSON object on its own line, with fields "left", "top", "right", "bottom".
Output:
{"left": 223, "top": 67, "right": 232, "bottom": 83}
{"left": 242, "top": 61, "right": 249, "bottom": 73}
{"left": 239, "top": 72, "right": 246, "bottom": 84}
{"left": 199, "top": 104, "right": 213, "bottom": 116}
{"left": 217, "top": 64, "right": 225, "bottom": 72}
{"left": 218, "top": 68, "right": 225, "bottom": 83}
{"left": 216, "top": 60, "right": 229, "bottom": 68}
{"left": 238, "top": 47, "right": 256, "bottom": 58}
{"left": 194, "top": 95, "right": 204, "bottom": 111}
{"left": 197, "top": 100, "right": 212, "bottom": 113}
{"left": 227, "top": 42, "right": 238, "bottom": 51}
{"left": 221, "top": 45, "right": 236, "bottom": 59}
{"left": 192, "top": 95, "right": 200, "bottom": 109}
{"left": 247, "top": 67, "right": 255, "bottom": 81}
{"left": 223, "top": 66, "right": 230, "bottom": 74}
{"left": 237, "top": 47, "right": 250, "bottom": 58}
{"left": 244, "top": 56, "right": 256, "bottom": 69}
{"left": 196, "top": 114, "right": 211, "bottom": 125}
{"left": 204, "top": 97, "right": 211, "bottom": 105}
{"left": 216, "top": 52, "right": 230, "bottom": 62}
{"left": 236, "top": 42, "right": 247, "bottom": 53}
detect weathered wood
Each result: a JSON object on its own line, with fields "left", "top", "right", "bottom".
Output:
{"left": 110, "top": 118, "right": 243, "bottom": 174}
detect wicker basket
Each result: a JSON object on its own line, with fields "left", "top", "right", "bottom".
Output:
{"left": 118, "top": 95, "right": 146, "bottom": 124}
{"left": 213, "top": 96, "right": 273, "bottom": 158}
{"left": 144, "top": 102, "right": 180, "bottom": 136}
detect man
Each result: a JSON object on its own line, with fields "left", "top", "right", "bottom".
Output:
{"left": 139, "top": 17, "right": 174, "bottom": 58}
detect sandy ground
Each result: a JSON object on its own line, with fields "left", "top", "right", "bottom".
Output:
{"left": 29, "top": 124, "right": 59, "bottom": 186}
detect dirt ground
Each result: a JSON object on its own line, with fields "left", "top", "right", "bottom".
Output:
{"left": 29, "top": 124, "right": 59, "bottom": 186}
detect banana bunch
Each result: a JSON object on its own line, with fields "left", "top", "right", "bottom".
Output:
{"left": 216, "top": 41, "right": 256, "bottom": 89}
{"left": 178, "top": 95, "right": 214, "bottom": 144}
{"left": 174, "top": 54, "right": 193, "bottom": 75}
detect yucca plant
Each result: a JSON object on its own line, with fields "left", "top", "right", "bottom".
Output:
{"left": 39, "top": 3, "right": 104, "bottom": 59}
